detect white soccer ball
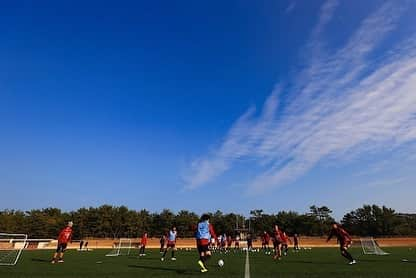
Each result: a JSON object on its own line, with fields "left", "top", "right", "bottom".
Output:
{"left": 218, "top": 259, "right": 224, "bottom": 267}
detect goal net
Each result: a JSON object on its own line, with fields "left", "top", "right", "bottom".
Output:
{"left": 106, "top": 238, "right": 132, "bottom": 257}
{"left": 360, "top": 237, "right": 389, "bottom": 255}
{"left": 0, "top": 233, "right": 28, "bottom": 266}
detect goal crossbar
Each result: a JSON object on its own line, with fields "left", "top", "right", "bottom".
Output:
{"left": 0, "top": 233, "right": 28, "bottom": 266}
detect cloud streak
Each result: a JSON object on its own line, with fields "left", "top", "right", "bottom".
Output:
{"left": 185, "top": 1, "right": 416, "bottom": 193}
{"left": 285, "top": 2, "right": 296, "bottom": 14}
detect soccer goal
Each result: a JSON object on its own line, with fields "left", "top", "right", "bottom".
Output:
{"left": 0, "top": 233, "right": 28, "bottom": 266}
{"left": 360, "top": 237, "right": 389, "bottom": 255}
{"left": 106, "top": 238, "right": 132, "bottom": 257}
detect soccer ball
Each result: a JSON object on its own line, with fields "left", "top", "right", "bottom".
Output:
{"left": 218, "top": 259, "right": 224, "bottom": 267}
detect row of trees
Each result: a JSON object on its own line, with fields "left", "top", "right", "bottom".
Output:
{"left": 0, "top": 204, "right": 415, "bottom": 239}
{"left": 341, "top": 205, "right": 416, "bottom": 236}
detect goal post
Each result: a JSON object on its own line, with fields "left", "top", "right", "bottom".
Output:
{"left": 0, "top": 233, "right": 28, "bottom": 266}
{"left": 106, "top": 238, "right": 132, "bottom": 257}
{"left": 360, "top": 237, "right": 389, "bottom": 255}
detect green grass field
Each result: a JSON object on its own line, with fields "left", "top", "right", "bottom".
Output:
{"left": 1, "top": 247, "right": 416, "bottom": 278}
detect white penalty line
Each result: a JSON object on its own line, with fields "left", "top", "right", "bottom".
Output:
{"left": 244, "top": 248, "right": 250, "bottom": 278}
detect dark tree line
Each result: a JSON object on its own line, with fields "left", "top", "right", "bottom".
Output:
{"left": 341, "top": 205, "right": 416, "bottom": 236}
{"left": 249, "top": 206, "right": 335, "bottom": 237}
{"left": 0, "top": 204, "right": 415, "bottom": 239}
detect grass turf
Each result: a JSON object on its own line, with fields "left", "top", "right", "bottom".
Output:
{"left": 1, "top": 247, "right": 415, "bottom": 277}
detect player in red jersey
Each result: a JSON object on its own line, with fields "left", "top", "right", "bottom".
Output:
{"left": 220, "top": 233, "right": 227, "bottom": 252}
{"left": 216, "top": 235, "right": 221, "bottom": 251}
{"left": 159, "top": 234, "right": 166, "bottom": 253}
{"left": 293, "top": 233, "right": 300, "bottom": 251}
{"left": 234, "top": 235, "right": 240, "bottom": 251}
{"left": 139, "top": 232, "right": 148, "bottom": 256}
{"left": 272, "top": 225, "right": 284, "bottom": 260}
{"left": 262, "top": 231, "right": 271, "bottom": 254}
{"left": 247, "top": 233, "right": 253, "bottom": 251}
{"left": 327, "top": 223, "right": 356, "bottom": 265}
{"left": 51, "top": 221, "right": 73, "bottom": 264}
{"left": 281, "top": 231, "right": 292, "bottom": 256}
{"left": 226, "top": 235, "right": 233, "bottom": 252}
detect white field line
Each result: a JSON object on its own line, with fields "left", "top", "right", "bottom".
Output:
{"left": 244, "top": 248, "right": 250, "bottom": 278}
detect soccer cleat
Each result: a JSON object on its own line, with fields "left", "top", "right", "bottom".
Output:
{"left": 198, "top": 259, "right": 208, "bottom": 272}
{"left": 58, "top": 259, "right": 64, "bottom": 263}
{"left": 349, "top": 260, "right": 357, "bottom": 265}
{"left": 51, "top": 260, "right": 56, "bottom": 264}
{"left": 171, "top": 257, "right": 176, "bottom": 261}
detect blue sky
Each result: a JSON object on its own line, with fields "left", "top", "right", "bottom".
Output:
{"left": 1, "top": 0, "right": 416, "bottom": 219}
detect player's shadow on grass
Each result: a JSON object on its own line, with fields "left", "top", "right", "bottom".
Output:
{"left": 355, "top": 259, "right": 378, "bottom": 262}
{"left": 127, "top": 256, "right": 160, "bottom": 261}
{"left": 31, "top": 258, "right": 51, "bottom": 263}
{"left": 284, "top": 260, "right": 337, "bottom": 265}
{"left": 128, "top": 264, "right": 199, "bottom": 275}
{"left": 354, "top": 256, "right": 392, "bottom": 263}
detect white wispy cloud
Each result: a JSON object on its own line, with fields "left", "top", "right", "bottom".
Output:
{"left": 185, "top": 1, "right": 416, "bottom": 193}
{"left": 285, "top": 2, "right": 296, "bottom": 14}
{"left": 366, "top": 177, "right": 407, "bottom": 188}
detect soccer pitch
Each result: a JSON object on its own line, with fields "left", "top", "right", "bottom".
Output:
{"left": 1, "top": 248, "right": 416, "bottom": 278}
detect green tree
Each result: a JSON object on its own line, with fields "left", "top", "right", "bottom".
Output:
{"left": 175, "top": 210, "right": 199, "bottom": 237}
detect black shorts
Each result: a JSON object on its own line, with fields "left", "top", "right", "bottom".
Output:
{"left": 56, "top": 243, "right": 68, "bottom": 252}
{"left": 273, "top": 240, "right": 282, "bottom": 248}
{"left": 340, "top": 240, "right": 352, "bottom": 250}
{"left": 197, "top": 244, "right": 209, "bottom": 253}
